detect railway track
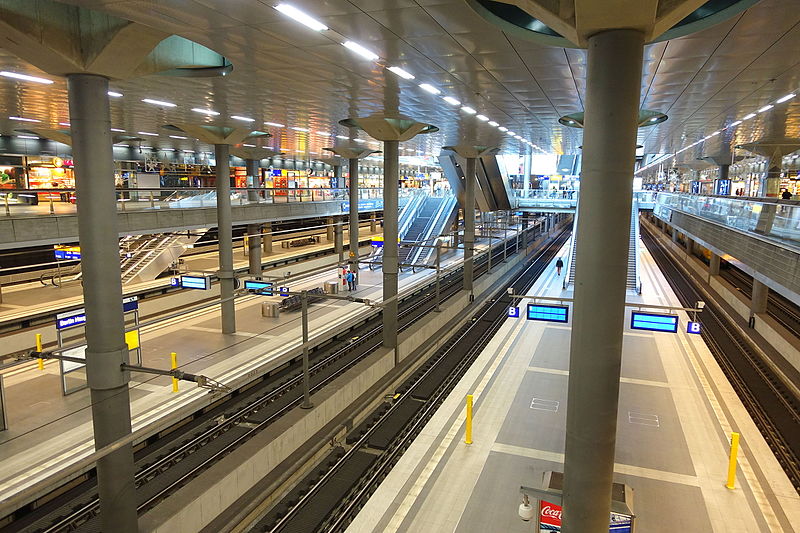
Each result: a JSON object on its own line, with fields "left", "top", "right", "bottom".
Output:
{"left": 251, "top": 228, "right": 568, "bottom": 533}
{"left": 3, "top": 223, "right": 562, "bottom": 533}
{"left": 718, "top": 265, "right": 800, "bottom": 337}
{"left": 642, "top": 225, "right": 800, "bottom": 493}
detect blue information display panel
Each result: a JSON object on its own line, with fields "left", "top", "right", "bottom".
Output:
{"left": 180, "top": 275, "right": 211, "bottom": 290}
{"left": 527, "top": 303, "right": 569, "bottom": 323}
{"left": 244, "top": 280, "right": 273, "bottom": 295}
{"left": 631, "top": 311, "right": 678, "bottom": 333}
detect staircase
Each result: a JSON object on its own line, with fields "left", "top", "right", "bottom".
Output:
{"left": 119, "top": 231, "right": 204, "bottom": 284}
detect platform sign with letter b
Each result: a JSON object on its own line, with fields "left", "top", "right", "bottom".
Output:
{"left": 687, "top": 321, "right": 702, "bottom": 334}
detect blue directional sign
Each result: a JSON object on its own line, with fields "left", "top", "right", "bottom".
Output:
{"left": 244, "top": 280, "right": 273, "bottom": 295}
{"left": 180, "top": 275, "right": 211, "bottom": 290}
{"left": 56, "top": 309, "right": 86, "bottom": 330}
{"left": 527, "top": 303, "right": 569, "bottom": 323}
{"left": 279, "top": 286, "right": 290, "bottom": 296}
{"left": 170, "top": 277, "right": 180, "bottom": 287}
{"left": 631, "top": 311, "right": 679, "bottom": 333}
{"left": 687, "top": 321, "right": 702, "bottom": 334}
{"left": 508, "top": 306, "right": 520, "bottom": 318}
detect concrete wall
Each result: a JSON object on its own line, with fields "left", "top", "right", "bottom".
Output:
{"left": 0, "top": 201, "right": 381, "bottom": 249}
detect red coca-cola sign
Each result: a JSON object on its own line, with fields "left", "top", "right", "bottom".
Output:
{"left": 540, "top": 501, "right": 563, "bottom": 527}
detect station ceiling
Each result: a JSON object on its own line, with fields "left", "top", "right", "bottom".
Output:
{"left": 0, "top": 0, "right": 797, "bottom": 165}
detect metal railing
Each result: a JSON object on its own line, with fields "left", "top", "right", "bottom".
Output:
{"left": 511, "top": 189, "right": 658, "bottom": 210}
{"left": 0, "top": 187, "right": 392, "bottom": 217}
{"left": 654, "top": 192, "right": 800, "bottom": 251}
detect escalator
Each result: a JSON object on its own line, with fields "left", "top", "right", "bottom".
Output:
{"left": 119, "top": 231, "right": 205, "bottom": 284}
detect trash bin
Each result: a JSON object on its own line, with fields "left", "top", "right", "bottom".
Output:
{"left": 324, "top": 280, "right": 339, "bottom": 294}
{"left": 261, "top": 302, "right": 280, "bottom": 318}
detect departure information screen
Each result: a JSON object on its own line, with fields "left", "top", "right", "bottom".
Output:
{"left": 180, "top": 275, "right": 211, "bottom": 290}
{"left": 244, "top": 280, "right": 273, "bottom": 295}
{"left": 630, "top": 311, "right": 679, "bottom": 333}
{"left": 526, "top": 303, "right": 569, "bottom": 323}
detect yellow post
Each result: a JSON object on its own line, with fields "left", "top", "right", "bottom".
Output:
{"left": 726, "top": 432, "right": 740, "bottom": 489}
{"left": 35, "top": 333, "right": 43, "bottom": 370}
{"left": 171, "top": 352, "right": 178, "bottom": 393}
{"left": 465, "top": 394, "right": 473, "bottom": 445}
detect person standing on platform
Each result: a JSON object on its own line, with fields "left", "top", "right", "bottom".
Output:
{"left": 556, "top": 257, "right": 564, "bottom": 276}
{"left": 781, "top": 189, "right": 792, "bottom": 200}
{"left": 346, "top": 270, "right": 356, "bottom": 291}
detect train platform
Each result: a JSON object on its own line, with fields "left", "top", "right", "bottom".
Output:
{"left": 0, "top": 231, "right": 504, "bottom": 511}
{"left": 0, "top": 225, "right": 378, "bottom": 322}
{"left": 347, "top": 238, "right": 800, "bottom": 533}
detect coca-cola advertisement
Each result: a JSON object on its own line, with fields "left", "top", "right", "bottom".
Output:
{"left": 539, "top": 500, "right": 633, "bottom": 532}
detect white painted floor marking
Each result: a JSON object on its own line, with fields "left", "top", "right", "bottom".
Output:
{"left": 530, "top": 398, "right": 560, "bottom": 412}
{"left": 627, "top": 411, "right": 660, "bottom": 427}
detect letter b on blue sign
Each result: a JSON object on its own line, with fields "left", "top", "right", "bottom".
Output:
{"left": 687, "top": 322, "right": 702, "bottom": 334}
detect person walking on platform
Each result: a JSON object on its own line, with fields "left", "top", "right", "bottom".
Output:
{"left": 346, "top": 270, "right": 356, "bottom": 291}
{"left": 556, "top": 257, "right": 564, "bottom": 276}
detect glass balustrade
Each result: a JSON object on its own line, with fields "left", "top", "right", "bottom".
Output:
{"left": 655, "top": 192, "right": 800, "bottom": 249}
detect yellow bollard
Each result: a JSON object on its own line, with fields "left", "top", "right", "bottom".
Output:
{"left": 36, "top": 333, "right": 43, "bottom": 370}
{"left": 465, "top": 394, "right": 473, "bottom": 445}
{"left": 171, "top": 352, "right": 178, "bottom": 393}
{"left": 726, "top": 432, "right": 740, "bottom": 489}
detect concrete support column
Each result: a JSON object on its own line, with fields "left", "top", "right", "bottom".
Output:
{"left": 215, "top": 143, "right": 235, "bottom": 334}
{"left": 247, "top": 224, "right": 262, "bottom": 277}
{"left": 686, "top": 238, "right": 695, "bottom": 256}
{"left": 720, "top": 164, "right": 730, "bottom": 181}
{"left": 672, "top": 227, "right": 679, "bottom": 243}
{"left": 246, "top": 159, "right": 260, "bottom": 202}
{"left": 370, "top": 212, "right": 377, "bottom": 233}
{"left": 262, "top": 222, "right": 273, "bottom": 254}
{"left": 334, "top": 217, "right": 344, "bottom": 263}
{"left": 383, "top": 140, "right": 400, "bottom": 357}
{"left": 452, "top": 215, "right": 460, "bottom": 246}
{"left": 326, "top": 216, "right": 334, "bottom": 242}
{"left": 463, "top": 156, "right": 477, "bottom": 294}
{"left": 523, "top": 152, "right": 532, "bottom": 196}
{"left": 751, "top": 279, "right": 769, "bottom": 315}
{"left": 349, "top": 158, "right": 360, "bottom": 275}
{"left": 67, "top": 73, "right": 138, "bottom": 533}
{"left": 562, "top": 29, "right": 644, "bottom": 533}
{"left": 709, "top": 253, "right": 721, "bottom": 276}
{"left": 763, "top": 154, "right": 782, "bottom": 198}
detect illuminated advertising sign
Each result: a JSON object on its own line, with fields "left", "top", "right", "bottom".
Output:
{"left": 538, "top": 501, "right": 632, "bottom": 532}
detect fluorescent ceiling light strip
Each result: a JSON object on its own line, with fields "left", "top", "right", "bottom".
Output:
{"left": 776, "top": 93, "right": 796, "bottom": 104}
{"left": 742, "top": 113, "right": 756, "bottom": 120}
{"left": 138, "top": 131, "right": 158, "bottom": 136}
{"left": 460, "top": 106, "right": 476, "bottom": 114}
{"left": 342, "top": 41, "right": 379, "bottom": 61}
{"left": 142, "top": 98, "right": 176, "bottom": 107}
{"left": 757, "top": 104, "right": 773, "bottom": 113}
{"left": 17, "top": 135, "right": 39, "bottom": 140}
{"left": 488, "top": 121, "right": 499, "bottom": 127}
{"left": 730, "top": 120, "right": 742, "bottom": 126}
{"left": 0, "top": 71, "right": 53, "bottom": 84}
{"left": 498, "top": 126, "right": 508, "bottom": 132}
{"left": 110, "top": 128, "right": 125, "bottom": 132}
{"left": 243, "top": 143, "right": 256, "bottom": 147}
{"left": 291, "top": 126, "right": 309, "bottom": 132}
{"left": 316, "top": 131, "right": 331, "bottom": 136}
{"left": 353, "top": 139, "right": 366, "bottom": 143}
{"left": 169, "top": 135, "right": 187, "bottom": 139}
{"left": 192, "top": 108, "right": 220, "bottom": 116}
{"left": 8, "top": 116, "right": 39, "bottom": 122}
{"left": 442, "top": 96, "right": 460, "bottom": 106}
{"left": 476, "top": 114, "right": 489, "bottom": 121}
{"left": 108, "top": 91, "right": 123, "bottom": 97}
{"left": 418, "top": 83, "right": 440, "bottom": 95}
{"left": 274, "top": 4, "right": 328, "bottom": 31}
{"left": 265, "top": 121, "right": 285, "bottom": 128}
{"left": 231, "top": 115, "right": 255, "bottom": 122}
{"left": 336, "top": 135, "right": 350, "bottom": 140}
{"left": 387, "top": 66, "right": 415, "bottom": 80}
{"left": 59, "top": 122, "right": 70, "bottom": 126}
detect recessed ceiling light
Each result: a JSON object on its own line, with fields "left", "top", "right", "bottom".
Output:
{"left": 757, "top": 104, "right": 773, "bottom": 113}
{"left": 17, "top": 135, "right": 40, "bottom": 140}
{"left": 387, "top": 66, "right": 415, "bottom": 80}
{"left": 231, "top": 115, "right": 255, "bottom": 122}
{"left": 265, "top": 121, "right": 286, "bottom": 128}
{"left": 776, "top": 93, "right": 796, "bottom": 104}
{"left": 742, "top": 113, "right": 756, "bottom": 120}
{"left": 488, "top": 121, "right": 499, "bottom": 127}
{"left": 498, "top": 126, "right": 508, "bottom": 132}
{"left": 476, "top": 114, "right": 489, "bottom": 121}
{"left": 142, "top": 98, "right": 176, "bottom": 107}
{"left": 443, "top": 96, "right": 461, "bottom": 106}
{"left": 192, "top": 108, "right": 220, "bottom": 116}
{"left": 0, "top": 71, "right": 53, "bottom": 84}
{"left": 8, "top": 116, "right": 39, "bottom": 122}
{"left": 648, "top": 116, "right": 658, "bottom": 122}
{"left": 460, "top": 106, "right": 477, "bottom": 114}
{"left": 110, "top": 128, "right": 125, "bottom": 132}
{"left": 138, "top": 131, "right": 158, "bottom": 136}
{"left": 419, "top": 83, "right": 440, "bottom": 95}
{"left": 169, "top": 135, "right": 187, "bottom": 139}
{"left": 274, "top": 4, "right": 328, "bottom": 31}
{"left": 342, "top": 41, "right": 379, "bottom": 61}
{"left": 108, "top": 91, "right": 123, "bottom": 98}
{"left": 291, "top": 126, "right": 309, "bottom": 132}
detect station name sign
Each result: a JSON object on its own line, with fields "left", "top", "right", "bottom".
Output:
{"left": 56, "top": 297, "right": 138, "bottom": 330}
